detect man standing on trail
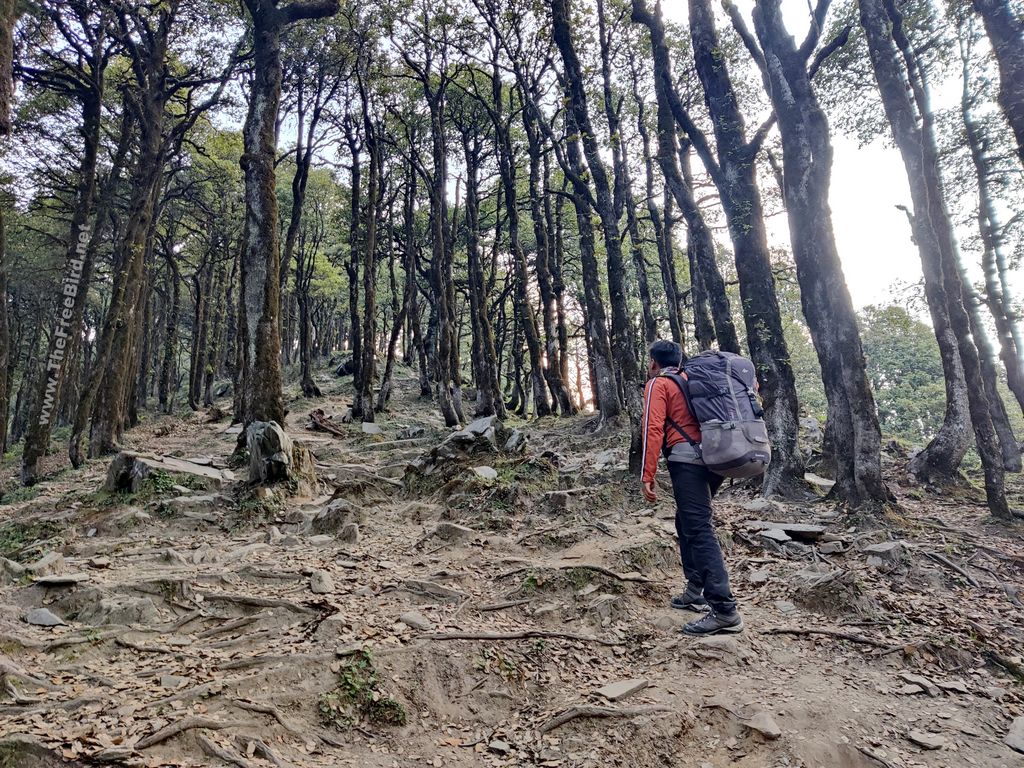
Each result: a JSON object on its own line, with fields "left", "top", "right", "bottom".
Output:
{"left": 641, "top": 339, "right": 744, "bottom": 636}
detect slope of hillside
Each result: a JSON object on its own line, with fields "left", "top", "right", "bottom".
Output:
{"left": 1, "top": 367, "right": 1022, "bottom": 768}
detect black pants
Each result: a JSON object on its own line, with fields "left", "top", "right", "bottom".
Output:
{"left": 668, "top": 461, "right": 737, "bottom": 615}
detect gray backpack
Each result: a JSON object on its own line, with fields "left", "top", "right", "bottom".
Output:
{"left": 662, "top": 351, "right": 771, "bottom": 479}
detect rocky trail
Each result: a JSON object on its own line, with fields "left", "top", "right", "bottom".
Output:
{"left": 1, "top": 369, "right": 1023, "bottom": 768}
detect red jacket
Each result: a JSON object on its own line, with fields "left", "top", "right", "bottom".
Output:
{"left": 641, "top": 368, "right": 702, "bottom": 484}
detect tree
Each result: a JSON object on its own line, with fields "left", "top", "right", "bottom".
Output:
{"left": 971, "top": 0, "right": 1024, "bottom": 168}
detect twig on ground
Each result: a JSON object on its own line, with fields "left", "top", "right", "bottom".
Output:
{"left": 538, "top": 704, "right": 673, "bottom": 734}
{"left": 197, "top": 733, "right": 258, "bottom": 768}
{"left": 233, "top": 735, "right": 296, "bottom": 768}
{"left": 477, "top": 599, "right": 532, "bottom": 612}
{"left": 136, "top": 716, "right": 255, "bottom": 750}
{"left": 765, "top": 627, "right": 899, "bottom": 650}
{"left": 498, "top": 563, "right": 653, "bottom": 583}
{"left": 425, "top": 629, "right": 620, "bottom": 646}
{"left": 922, "top": 550, "right": 980, "bottom": 587}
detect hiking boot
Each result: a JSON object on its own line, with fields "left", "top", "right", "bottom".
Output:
{"left": 670, "top": 590, "right": 708, "bottom": 611}
{"left": 683, "top": 610, "right": 744, "bottom": 636}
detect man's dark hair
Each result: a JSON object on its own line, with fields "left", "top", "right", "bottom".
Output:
{"left": 649, "top": 339, "right": 683, "bottom": 369}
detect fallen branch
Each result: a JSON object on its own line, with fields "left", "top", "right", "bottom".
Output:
{"left": 425, "top": 629, "right": 621, "bottom": 646}
{"left": 197, "top": 733, "right": 258, "bottom": 768}
{"left": 195, "top": 614, "right": 265, "bottom": 639}
{"left": 498, "top": 563, "right": 653, "bottom": 584}
{"left": 136, "top": 716, "right": 255, "bottom": 750}
{"left": 922, "top": 551, "right": 980, "bottom": 587}
{"left": 234, "top": 735, "right": 295, "bottom": 768}
{"left": 477, "top": 599, "right": 532, "bottom": 612}
{"left": 765, "top": 627, "right": 899, "bottom": 650}
{"left": 201, "top": 593, "right": 316, "bottom": 614}
{"left": 538, "top": 704, "right": 673, "bottom": 734}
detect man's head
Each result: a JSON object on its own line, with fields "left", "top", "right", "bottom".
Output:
{"left": 648, "top": 339, "right": 683, "bottom": 377}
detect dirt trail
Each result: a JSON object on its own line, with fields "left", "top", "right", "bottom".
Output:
{"left": 1, "top": 369, "right": 1022, "bottom": 768}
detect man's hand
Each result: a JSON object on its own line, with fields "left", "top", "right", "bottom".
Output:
{"left": 642, "top": 480, "right": 657, "bottom": 503}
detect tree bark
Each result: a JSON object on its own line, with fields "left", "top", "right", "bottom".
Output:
{"left": 860, "top": 0, "right": 1010, "bottom": 517}
{"left": 971, "top": 0, "right": 1024, "bottom": 168}
{"left": 749, "top": 0, "right": 891, "bottom": 506}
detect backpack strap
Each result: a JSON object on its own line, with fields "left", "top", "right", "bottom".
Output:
{"left": 659, "top": 371, "right": 701, "bottom": 450}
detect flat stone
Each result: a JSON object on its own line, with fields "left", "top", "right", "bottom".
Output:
{"left": 399, "top": 611, "right": 432, "bottom": 631}
{"left": 818, "top": 541, "right": 845, "bottom": 555}
{"left": 504, "top": 429, "right": 528, "bottom": 453}
{"left": 310, "top": 570, "right": 334, "bottom": 594}
{"left": 487, "top": 740, "right": 512, "bottom": 754}
{"left": 33, "top": 573, "right": 89, "bottom": 587}
{"left": 745, "top": 711, "right": 782, "bottom": 740}
{"left": 471, "top": 466, "right": 498, "bottom": 480}
{"left": 740, "top": 498, "right": 781, "bottom": 514}
{"left": 774, "top": 600, "right": 797, "bottom": 615}
{"left": 899, "top": 672, "right": 939, "bottom": 697}
{"left": 936, "top": 680, "right": 970, "bottom": 694}
{"left": 308, "top": 535, "right": 335, "bottom": 547}
{"left": 77, "top": 595, "right": 159, "bottom": 626}
{"left": 596, "top": 678, "right": 648, "bottom": 702}
{"left": 1005, "top": 716, "right": 1024, "bottom": 754}
{"left": 25, "top": 552, "right": 64, "bottom": 577}
{"left": 694, "top": 635, "right": 743, "bottom": 656}
{"left": 897, "top": 684, "right": 925, "bottom": 695}
{"left": 760, "top": 528, "right": 791, "bottom": 543}
{"left": 160, "top": 675, "right": 189, "bottom": 689}
{"left": 434, "top": 522, "right": 474, "bottom": 541}
{"left": 403, "top": 579, "right": 465, "bottom": 602}
{"left": 862, "top": 541, "right": 904, "bottom": 560}
{"left": 88, "top": 557, "right": 111, "bottom": 569}
{"left": 25, "top": 608, "right": 65, "bottom": 626}
{"left": 907, "top": 729, "right": 945, "bottom": 750}
{"left": 746, "top": 521, "right": 826, "bottom": 541}
{"left": 804, "top": 472, "right": 836, "bottom": 489}
{"left": 748, "top": 568, "right": 770, "bottom": 586}
{"left": 361, "top": 422, "right": 382, "bottom": 435}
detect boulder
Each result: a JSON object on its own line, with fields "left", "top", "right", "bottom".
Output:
{"left": 1005, "top": 716, "right": 1024, "bottom": 754}
{"left": 504, "top": 429, "right": 528, "bottom": 453}
{"left": 339, "top": 523, "right": 360, "bottom": 545}
{"left": 25, "top": 552, "right": 65, "bottom": 577}
{"left": 75, "top": 595, "right": 159, "bottom": 626}
{"left": 310, "top": 570, "right": 334, "bottom": 595}
{"left": 434, "top": 522, "right": 474, "bottom": 542}
{"left": 0, "top": 558, "right": 26, "bottom": 585}
{"left": 105, "top": 451, "right": 233, "bottom": 493}
{"left": 863, "top": 541, "right": 907, "bottom": 567}
{"left": 307, "top": 498, "right": 365, "bottom": 534}
{"left": 24, "top": 608, "right": 65, "bottom": 627}
{"left": 247, "top": 421, "right": 313, "bottom": 487}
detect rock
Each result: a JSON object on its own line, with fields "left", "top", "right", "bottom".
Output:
{"left": 339, "top": 523, "right": 360, "bottom": 545}
{"left": 746, "top": 520, "right": 826, "bottom": 541}
{"left": 399, "top": 611, "right": 432, "bottom": 631}
{"left": 800, "top": 416, "right": 823, "bottom": 444}
{"left": 25, "top": 552, "right": 64, "bottom": 577}
{"left": 693, "top": 635, "right": 743, "bottom": 657}
{"left": 75, "top": 595, "right": 159, "bottom": 626}
{"left": 907, "top": 730, "right": 945, "bottom": 750}
{"left": 308, "top": 535, "right": 334, "bottom": 547}
{"left": 487, "top": 740, "right": 512, "bottom": 755}
{"left": 745, "top": 711, "right": 782, "bottom": 740}
{"left": 0, "top": 558, "right": 26, "bottom": 585}
{"left": 504, "top": 429, "right": 528, "bottom": 453}
{"left": 863, "top": 541, "right": 906, "bottom": 567}
{"left": 33, "top": 573, "right": 89, "bottom": 587}
{"left": 593, "top": 449, "right": 620, "bottom": 470}
{"left": 748, "top": 569, "right": 770, "bottom": 586}
{"left": 586, "top": 593, "right": 621, "bottom": 624}
{"left": 760, "top": 528, "right": 791, "bottom": 543}
{"left": 774, "top": 600, "right": 797, "bottom": 615}
{"left": 160, "top": 675, "right": 189, "bottom": 689}
{"left": 308, "top": 498, "right": 365, "bottom": 534}
{"left": 87, "top": 557, "right": 111, "bottom": 569}
{"left": 246, "top": 423, "right": 291, "bottom": 482}
{"left": 596, "top": 678, "right": 648, "bottom": 702}
{"left": 897, "top": 684, "right": 925, "bottom": 695}
{"left": 899, "top": 672, "right": 939, "bottom": 697}
{"left": 396, "top": 425, "right": 426, "bottom": 440}
{"left": 936, "top": 680, "right": 970, "bottom": 694}
{"left": 434, "top": 522, "right": 474, "bottom": 542}
{"left": 265, "top": 526, "right": 285, "bottom": 545}
{"left": 740, "top": 498, "right": 781, "bottom": 514}
{"left": 471, "top": 465, "right": 498, "bottom": 480}
{"left": 818, "top": 541, "right": 845, "bottom": 554}
{"left": 170, "top": 484, "right": 193, "bottom": 495}
{"left": 804, "top": 472, "right": 836, "bottom": 490}
{"left": 361, "top": 422, "right": 382, "bottom": 435}
{"left": 104, "top": 450, "right": 233, "bottom": 493}
{"left": 25, "top": 608, "right": 65, "bottom": 627}
{"left": 1005, "top": 716, "right": 1024, "bottom": 754}
{"left": 163, "top": 494, "right": 227, "bottom": 518}
{"left": 310, "top": 570, "right": 334, "bottom": 595}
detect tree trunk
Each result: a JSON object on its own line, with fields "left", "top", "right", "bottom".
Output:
{"left": 750, "top": 0, "right": 890, "bottom": 506}
{"left": 860, "top": 0, "right": 1010, "bottom": 517}
{"left": 551, "top": 0, "right": 644, "bottom": 471}
{"left": 971, "top": 0, "right": 1024, "bottom": 168}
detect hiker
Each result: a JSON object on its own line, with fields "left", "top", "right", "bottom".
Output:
{"left": 640, "top": 339, "right": 744, "bottom": 636}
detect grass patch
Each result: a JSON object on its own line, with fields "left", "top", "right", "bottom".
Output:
{"left": 0, "top": 485, "right": 39, "bottom": 505}
{"left": 0, "top": 519, "right": 63, "bottom": 563}
{"left": 318, "top": 650, "right": 407, "bottom": 729}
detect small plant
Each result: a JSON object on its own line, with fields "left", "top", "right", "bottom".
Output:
{"left": 0, "top": 520, "right": 63, "bottom": 562}
{"left": 148, "top": 471, "right": 177, "bottom": 495}
{"left": 0, "top": 485, "right": 39, "bottom": 505}
{"left": 318, "top": 650, "right": 407, "bottom": 729}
